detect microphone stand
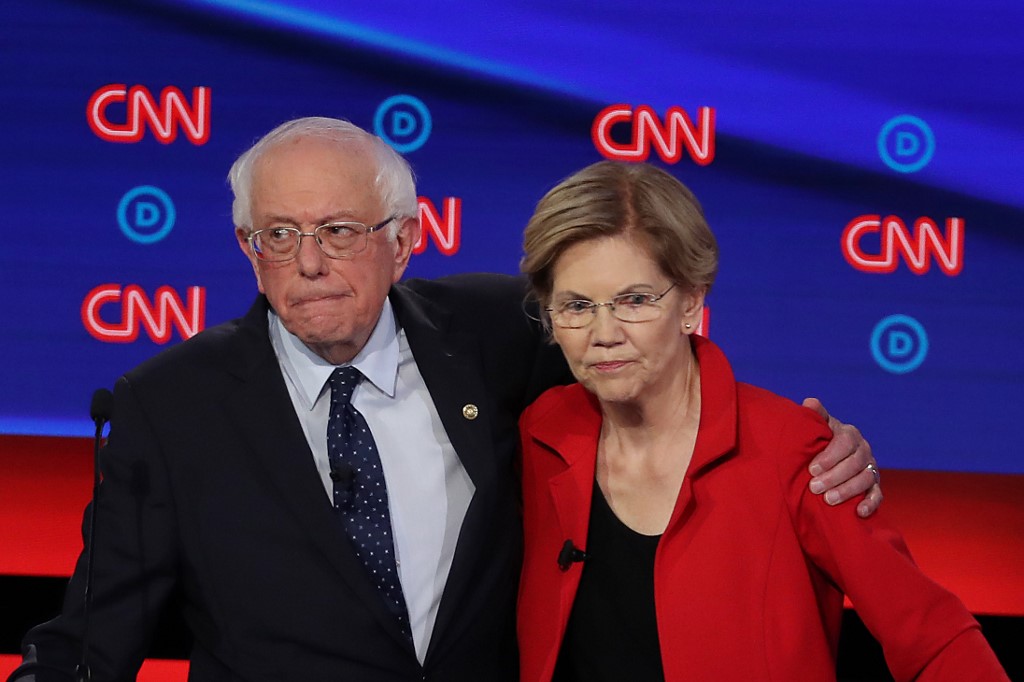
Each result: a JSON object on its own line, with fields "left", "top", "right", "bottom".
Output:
{"left": 76, "top": 389, "right": 112, "bottom": 682}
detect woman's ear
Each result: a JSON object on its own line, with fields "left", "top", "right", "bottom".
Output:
{"left": 681, "top": 286, "right": 706, "bottom": 335}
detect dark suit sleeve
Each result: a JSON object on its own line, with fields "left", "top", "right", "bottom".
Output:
{"left": 464, "top": 272, "right": 573, "bottom": 405}
{"left": 11, "top": 376, "right": 181, "bottom": 682}
{"left": 518, "top": 296, "right": 574, "bottom": 406}
{"left": 400, "top": 273, "right": 573, "bottom": 408}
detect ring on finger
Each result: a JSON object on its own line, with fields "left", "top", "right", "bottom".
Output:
{"left": 865, "top": 462, "right": 881, "bottom": 486}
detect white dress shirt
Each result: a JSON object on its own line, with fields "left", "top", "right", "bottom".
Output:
{"left": 268, "top": 299, "right": 474, "bottom": 662}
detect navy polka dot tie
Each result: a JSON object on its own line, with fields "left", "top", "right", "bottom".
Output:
{"left": 327, "top": 366, "right": 411, "bottom": 639}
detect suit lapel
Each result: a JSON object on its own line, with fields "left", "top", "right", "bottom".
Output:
{"left": 526, "top": 386, "right": 601, "bottom": 621}
{"left": 662, "top": 335, "right": 739, "bottom": 536}
{"left": 222, "top": 297, "right": 415, "bottom": 650}
{"left": 390, "top": 286, "right": 495, "bottom": 487}
{"left": 388, "top": 285, "right": 507, "bottom": 655}
{"left": 538, "top": 389, "right": 599, "bottom": 551}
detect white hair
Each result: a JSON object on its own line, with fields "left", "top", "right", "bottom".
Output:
{"left": 227, "top": 117, "right": 418, "bottom": 239}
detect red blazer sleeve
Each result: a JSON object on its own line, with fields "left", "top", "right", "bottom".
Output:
{"left": 775, "top": 404, "right": 1008, "bottom": 681}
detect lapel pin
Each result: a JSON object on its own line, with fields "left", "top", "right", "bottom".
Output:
{"left": 462, "top": 404, "right": 479, "bottom": 420}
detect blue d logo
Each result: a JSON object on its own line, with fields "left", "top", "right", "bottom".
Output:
{"left": 878, "top": 115, "right": 935, "bottom": 173}
{"left": 374, "top": 95, "right": 432, "bottom": 153}
{"left": 117, "top": 186, "right": 175, "bottom": 244}
{"left": 870, "top": 314, "right": 929, "bottom": 374}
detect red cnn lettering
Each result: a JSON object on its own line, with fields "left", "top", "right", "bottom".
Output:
{"left": 81, "top": 284, "right": 206, "bottom": 344}
{"left": 86, "top": 84, "right": 211, "bottom": 145}
{"left": 415, "top": 197, "right": 462, "bottom": 255}
{"left": 842, "top": 215, "right": 963, "bottom": 276}
{"left": 591, "top": 104, "right": 716, "bottom": 165}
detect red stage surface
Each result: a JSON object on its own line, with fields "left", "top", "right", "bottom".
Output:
{"left": 2, "top": 433, "right": 1023, "bottom": 680}
{"left": 0, "top": 654, "right": 188, "bottom": 681}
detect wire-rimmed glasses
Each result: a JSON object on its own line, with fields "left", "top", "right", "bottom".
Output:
{"left": 545, "top": 283, "right": 677, "bottom": 329}
{"left": 246, "top": 216, "right": 396, "bottom": 261}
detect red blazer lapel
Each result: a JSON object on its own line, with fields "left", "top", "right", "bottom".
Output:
{"left": 663, "top": 335, "right": 740, "bottom": 537}
{"left": 523, "top": 385, "right": 601, "bottom": 625}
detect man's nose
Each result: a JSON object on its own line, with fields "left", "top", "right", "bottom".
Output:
{"left": 294, "top": 233, "right": 330, "bottom": 275}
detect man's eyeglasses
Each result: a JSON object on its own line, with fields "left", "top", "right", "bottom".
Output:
{"left": 546, "top": 284, "right": 677, "bottom": 329}
{"left": 246, "top": 216, "right": 396, "bottom": 262}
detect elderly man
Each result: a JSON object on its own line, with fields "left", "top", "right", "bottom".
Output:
{"left": 10, "top": 118, "right": 879, "bottom": 681}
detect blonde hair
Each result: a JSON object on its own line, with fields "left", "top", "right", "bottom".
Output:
{"left": 521, "top": 161, "right": 719, "bottom": 308}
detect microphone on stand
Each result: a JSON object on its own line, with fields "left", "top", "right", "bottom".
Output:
{"left": 76, "top": 388, "right": 113, "bottom": 682}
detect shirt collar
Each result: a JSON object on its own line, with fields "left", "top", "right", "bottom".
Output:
{"left": 269, "top": 297, "right": 400, "bottom": 410}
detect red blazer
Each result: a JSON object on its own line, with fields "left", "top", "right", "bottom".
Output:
{"left": 517, "top": 336, "right": 1006, "bottom": 681}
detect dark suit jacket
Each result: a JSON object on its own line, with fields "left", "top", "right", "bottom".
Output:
{"left": 14, "top": 273, "right": 571, "bottom": 682}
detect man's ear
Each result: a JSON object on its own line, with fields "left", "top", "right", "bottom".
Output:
{"left": 390, "top": 216, "right": 421, "bottom": 283}
{"left": 236, "top": 227, "right": 265, "bottom": 293}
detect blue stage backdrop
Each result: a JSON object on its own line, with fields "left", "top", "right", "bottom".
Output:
{"left": 3, "top": 0, "right": 1022, "bottom": 474}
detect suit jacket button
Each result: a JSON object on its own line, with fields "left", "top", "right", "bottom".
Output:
{"left": 462, "top": 404, "right": 479, "bottom": 420}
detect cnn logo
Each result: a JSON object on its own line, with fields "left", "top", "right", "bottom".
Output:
{"left": 842, "top": 215, "right": 963, "bottom": 276}
{"left": 87, "top": 84, "right": 211, "bottom": 145}
{"left": 592, "top": 104, "right": 715, "bottom": 165}
{"left": 82, "top": 284, "right": 206, "bottom": 344}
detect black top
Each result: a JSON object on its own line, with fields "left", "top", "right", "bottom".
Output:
{"left": 553, "top": 480, "right": 665, "bottom": 682}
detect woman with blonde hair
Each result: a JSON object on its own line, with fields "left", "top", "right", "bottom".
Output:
{"left": 516, "top": 161, "right": 1007, "bottom": 681}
